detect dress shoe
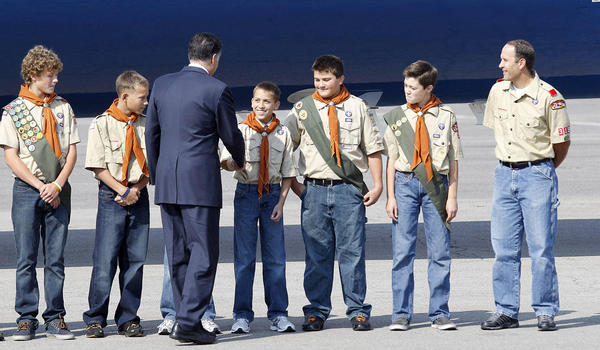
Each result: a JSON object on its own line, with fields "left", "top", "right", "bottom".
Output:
{"left": 302, "top": 315, "right": 324, "bottom": 331}
{"left": 537, "top": 315, "right": 557, "bottom": 331}
{"left": 169, "top": 322, "right": 216, "bottom": 344}
{"left": 350, "top": 315, "right": 371, "bottom": 331}
{"left": 481, "top": 313, "right": 519, "bottom": 330}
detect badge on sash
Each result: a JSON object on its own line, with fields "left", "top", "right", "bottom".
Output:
{"left": 394, "top": 130, "right": 402, "bottom": 136}
{"left": 299, "top": 110, "right": 308, "bottom": 120}
{"left": 295, "top": 101, "right": 303, "bottom": 109}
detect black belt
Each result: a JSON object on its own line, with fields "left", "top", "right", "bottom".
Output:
{"left": 500, "top": 158, "right": 549, "bottom": 169}
{"left": 305, "top": 177, "right": 345, "bottom": 186}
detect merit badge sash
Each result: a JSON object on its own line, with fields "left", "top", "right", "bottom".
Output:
{"left": 383, "top": 107, "right": 450, "bottom": 230}
{"left": 295, "top": 96, "right": 368, "bottom": 195}
{"left": 3, "top": 97, "right": 71, "bottom": 214}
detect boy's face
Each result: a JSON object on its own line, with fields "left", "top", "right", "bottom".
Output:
{"left": 251, "top": 88, "right": 280, "bottom": 123}
{"left": 313, "top": 70, "right": 344, "bottom": 99}
{"left": 30, "top": 70, "right": 58, "bottom": 96}
{"left": 123, "top": 85, "right": 149, "bottom": 115}
{"left": 404, "top": 77, "right": 433, "bottom": 106}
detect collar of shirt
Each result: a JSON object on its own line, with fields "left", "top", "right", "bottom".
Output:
{"left": 506, "top": 72, "right": 541, "bottom": 101}
{"left": 188, "top": 63, "right": 209, "bottom": 74}
{"left": 314, "top": 98, "right": 346, "bottom": 111}
{"left": 402, "top": 104, "right": 440, "bottom": 119}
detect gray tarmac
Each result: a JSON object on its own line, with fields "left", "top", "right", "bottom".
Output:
{"left": 0, "top": 99, "right": 598, "bottom": 349}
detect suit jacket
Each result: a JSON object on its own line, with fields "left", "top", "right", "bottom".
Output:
{"left": 145, "top": 66, "right": 245, "bottom": 207}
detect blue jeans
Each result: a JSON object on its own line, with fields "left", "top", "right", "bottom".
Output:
{"left": 491, "top": 159, "right": 560, "bottom": 318}
{"left": 83, "top": 181, "right": 149, "bottom": 327}
{"left": 160, "top": 249, "right": 216, "bottom": 321}
{"left": 233, "top": 183, "right": 288, "bottom": 322}
{"left": 301, "top": 181, "right": 371, "bottom": 320}
{"left": 391, "top": 171, "right": 451, "bottom": 322}
{"left": 12, "top": 178, "right": 69, "bottom": 325}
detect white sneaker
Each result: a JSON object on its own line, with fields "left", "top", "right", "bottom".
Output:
{"left": 202, "top": 319, "right": 221, "bottom": 334}
{"left": 231, "top": 318, "right": 250, "bottom": 334}
{"left": 157, "top": 318, "right": 175, "bottom": 335}
{"left": 270, "top": 316, "right": 296, "bottom": 332}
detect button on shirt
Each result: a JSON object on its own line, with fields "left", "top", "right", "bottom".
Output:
{"left": 384, "top": 104, "right": 463, "bottom": 175}
{"left": 483, "top": 73, "right": 571, "bottom": 162}
{"left": 0, "top": 97, "right": 80, "bottom": 181}
{"left": 221, "top": 122, "right": 298, "bottom": 184}
{"left": 85, "top": 113, "right": 147, "bottom": 184}
{"left": 284, "top": 95, "right": 384, "bottom": 179}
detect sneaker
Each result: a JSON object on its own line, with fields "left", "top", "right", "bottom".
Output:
{"left": 118, "top": 321, "right": 144, "bottom": 337}
{"left": 270, "top": 316, "right": 296, "bottom": 333}
{"left": 13, "top": 320, "right": 36, "bottom": 341}
{"left": 157, "top": 318, "right": 175, "bottom": 335}
{"left": 302, "top": 315, "right": 324, "bottom": 331}
{"left": 201, "top": 319, "right": 221, "bottom": 334}
{"left": 45, "top": 316, "right": 75, "bottom": 340}
{"left": 431, "top": 317, "right": 457, "bottom": 330}
{"left": 537, "top": 315, "right": 557, "bottom": 331}
{"left": 389, "top": 317, "right": 410, "bottom": 331}
{"left": 85, "top": 323, "right": 104, "bottom": 338}
{"left": 231, "top": 318, "right": 250, "bottom": 334}
{"left": 481, "top": 312, "right": 519, "bottom": 330}
{"left": 350, "top": 315, "right": 372, "bottom": 331}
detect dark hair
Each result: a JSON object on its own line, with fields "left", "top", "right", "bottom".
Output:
{"left": 506, "top": 39, "right": 535, "bottom": 77}
{"left": 254, "top": 81, "right": 281, "bottom": 101}
{"left": 403, "top": 60, "right": 438, "bottom": 88}
{"left": 312, "top": 54, "right": 344, "bottom": 77}
{"left": 188, "top": 33, "right": 222, "bottom": 62}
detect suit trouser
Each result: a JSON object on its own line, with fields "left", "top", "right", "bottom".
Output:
{"left": 160, "top": 204, "right": 220, "bottom": 331}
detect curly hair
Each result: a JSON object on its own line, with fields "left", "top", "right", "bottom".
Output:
{"left": 21, "top": 45, "right": 63, "bottom": 85}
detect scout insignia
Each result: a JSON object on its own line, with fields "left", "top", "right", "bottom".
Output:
{"left": 345, "top": 111, "right": 352, "bottom": 117}
{"left": 299, "top": 110, "right": 308, "bottom": 120}
{"left": 295, "top": 101, "right": 303, "bottom": 109}
{"left": 401, "top": 117, "right": 407, "bottom": 123}
{"left": 277, "top": 129, "right": 284, "bottom": 135}
{"left": 57, "top": 112, "right": 64, "bottom": 119}
{"left": 36, "top": 133, "right": 43, "bottom": 139}
{"left": 532, "top": 98, "right": 539, "bottom": 105}
{"left": 345, "top": 117, "right": 352, "bottom": 122}
{"left": 28, "top": 145, "right": 35, "bottom": 152}
{"left": 433, "top": 133, "right": 441, "bottom": 139}
{"left": 396, "top": 120, "right": 402, "bottom": 127}
{"left": 391, "top": 124, "right": 397, "bottom": 131}
{"left": 394, "top": 130, "right": 402, "bottom": 136}
{"left": 452, "top": 121, "right": 460, "bottom": 139}
{"left": 438, "top": 123, "right": 445, "bottom": 130}
{"left": 550, "top": 100, "right": 566, "bottom": 110}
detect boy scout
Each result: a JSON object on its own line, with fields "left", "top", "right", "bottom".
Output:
{"left": 480, "top": 40, "right": 570, "bottom": 332}
{"left": 82, "top": 70, "right": 150, "bottom": 338}
{"left": 221, "top": 81, "right": 297, "bottom": 334}
{"left": 285, "top": 55, "right": 384, "bottom": 332}
{"left": 383, "top": 60, "right": 462, "bottom": 331}
{"left": 0, "top": 45, "right": 79, "bottom": 340}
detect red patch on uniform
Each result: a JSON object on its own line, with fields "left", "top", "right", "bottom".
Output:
{"left": 496, "top": 78, "right": 504, "bottom": 82}
{"left": 550, "top": 100, "right": 566, "bottom": 110}
{"left": 558, "top": 126, "right": 570, "bottom": 136}
{"left": 549, "top": 89, "right": 557, "bottom": 97}
{"left": 452, "top": 121, "right": 460, "bottom": 138}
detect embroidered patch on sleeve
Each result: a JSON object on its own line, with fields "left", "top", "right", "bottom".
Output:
{"left": 550, "top": 100, "right": 566, "bottom": 110}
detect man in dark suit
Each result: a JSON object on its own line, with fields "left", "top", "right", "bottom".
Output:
{"left": 145, "top": 32, "right": 244, "bottom": 344}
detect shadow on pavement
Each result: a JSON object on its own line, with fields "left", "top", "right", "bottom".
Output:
{"left": 0, "top": 219, "right": 598, "bottom": 268}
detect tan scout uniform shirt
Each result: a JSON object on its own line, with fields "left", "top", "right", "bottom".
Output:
{"left": 85, "top": 113, "right": 147, "bottom": 184}
{"left": 285, "top": 95, "right": 384, "bottom": 179}
{"left": 221, "top": 122, "right": 297, "bottom": 184}
{"left": 483, "top": 74, "right": 571, "bottom": 162}
{"left": 0, "top": 96, "right": 80, "bottom": 181}
{"left": 384, "top": 104, "right": 463, "bottom": 175}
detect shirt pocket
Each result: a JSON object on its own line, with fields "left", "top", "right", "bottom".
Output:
{"left": 246, "top": 137, "right": 261, "bottom": 163}
{"left": 339, "top": 122, "right": 360, "bottom": 152}
{"left": 106, "top": 140, "right": 123, "bottom": 164}
{"left": 431, "top": 138, "right": 448, "bottom": 168}
{"left": 269, "top": 137, "right": 285, "bottom": 169}
{"left": 517, "top": 115, "right": 545, "bottom": 142}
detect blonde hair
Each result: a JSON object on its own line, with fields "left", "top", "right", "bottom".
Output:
{"left": 21, "top": 45, "right": 63, "bottom": 85}
{"left": 116, "top": 70, "right": 149, "bottom": 95}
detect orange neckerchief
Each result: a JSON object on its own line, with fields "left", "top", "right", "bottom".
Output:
{"left": 105, "top": 99, "right": 149, "bottom": 185}
{"left": 312, "top": 85, "right": 351, "bottom": 167}
{"left": 242, "top": 112, "right": 280, "bottom": 198}
{"left": 407, "top": 94, "right": 442, "bottom": 181}
{"left": 18, "top": 85, "right": 61, "bottom": 159}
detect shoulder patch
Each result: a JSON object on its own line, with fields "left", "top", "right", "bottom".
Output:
{"left": 549, "top": 89, "right": 557, "bottom": 97}
{"left": 550, "top": 100, "right": 566, "bottom": 110}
